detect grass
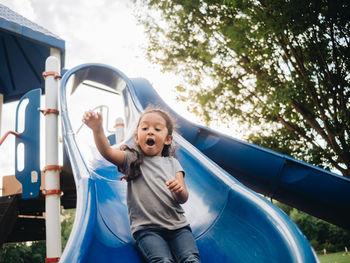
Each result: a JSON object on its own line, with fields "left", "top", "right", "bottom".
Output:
{"left": 317, "top": 251, "right": 350, "bottom": 263}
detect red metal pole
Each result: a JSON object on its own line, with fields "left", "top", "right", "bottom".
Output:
{"left": 0, "top": 131, "right": 20, "bottom": 146}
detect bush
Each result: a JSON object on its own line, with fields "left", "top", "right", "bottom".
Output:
{"left": 275, "top": 201, "right": 350, "bottom": 252}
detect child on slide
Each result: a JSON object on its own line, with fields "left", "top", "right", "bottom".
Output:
{"left": 83, "top": 107, "right": 200, "bottom": 263}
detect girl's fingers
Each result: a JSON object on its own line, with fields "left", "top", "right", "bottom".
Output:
{"left": 168, "top": 183, "right": 177, "bottom": 190}
{"left": 170, "top": 184, "right": 183, "bottom": 193}
{"left": 166, "top": 179, "right": 183, "bottom": 193}
{"left": 174, "top": 185, "right": 183, "bottom": 193}
{"left": 83, "top": 111, "right": 92, "bottom": 119}
{"left": 166, "top": 179, "right": 176, "bottom": 187}
{"left": 83, "top": 111, "right": 102, "bottom": 122}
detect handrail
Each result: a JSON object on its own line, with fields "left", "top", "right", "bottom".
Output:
{"left": 75, "top": 105, "right": 115, "bottom": 135}
{"left": 0, "top": 131, "right": 20, "bottom": 146}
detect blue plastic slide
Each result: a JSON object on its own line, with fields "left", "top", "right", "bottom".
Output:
{"left": 130, "top": 80, "right": 350, "bottom": 230}
{"left": 59, "top": 64, "right": 319, "bottom": 262}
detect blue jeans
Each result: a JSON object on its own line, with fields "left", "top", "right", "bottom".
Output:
{"left": 133, "top": 226, "right": 200, "bottom": 263}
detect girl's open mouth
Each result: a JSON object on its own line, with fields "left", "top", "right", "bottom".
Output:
{"left": 146, "top": 138, "right": 155, "bottom": 146}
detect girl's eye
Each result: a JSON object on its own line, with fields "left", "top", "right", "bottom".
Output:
{"left": 142, "top": 127, "right": 147, "bottom": 131}
{"left": 155, "top": 128, "right": 161, "bottom": 131}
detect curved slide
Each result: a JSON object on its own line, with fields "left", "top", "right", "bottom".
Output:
{"left": 131, "top": 82, "right": 350, "bottom": 230}
{"left": 59, "top": 64, "right": 318, "bottom": 262}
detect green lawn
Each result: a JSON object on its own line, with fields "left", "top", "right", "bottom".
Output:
{"left": 318, "top": 252, "right": 350, "bottom": 263}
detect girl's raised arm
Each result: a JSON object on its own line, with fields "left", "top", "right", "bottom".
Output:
{"left": 82, "top": 110, "right": 125, "bottom": 166}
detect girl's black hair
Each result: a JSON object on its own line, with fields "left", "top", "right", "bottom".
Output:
{"left": 119, "top": 107, "right": 176, "bottom": 181}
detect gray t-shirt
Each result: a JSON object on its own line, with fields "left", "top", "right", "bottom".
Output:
{"left": 119, "top": 150, "right": 188, "bottom": 234}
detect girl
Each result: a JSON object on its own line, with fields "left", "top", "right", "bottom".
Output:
{"left": 83, "top": 107, "right": 200, "bottom": 263}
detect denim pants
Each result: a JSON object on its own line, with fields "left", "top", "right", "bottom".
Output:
{"left": 133, "top": 226, "right": 200, "bottom": 263}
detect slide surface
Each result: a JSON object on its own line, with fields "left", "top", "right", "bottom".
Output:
{"left": 131, "top": 79, "right": 350, "bottom": 230}
{"left": 59, "top": 64, "right": 319, "bottom": 262}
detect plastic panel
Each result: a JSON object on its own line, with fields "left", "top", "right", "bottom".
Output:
{"left": 15, "top": 88, "right": 41, "bottom": 199}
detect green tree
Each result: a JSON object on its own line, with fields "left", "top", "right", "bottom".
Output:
{"left": 135, "top": 0, "right": 350, "bottom": 177}
{"left": 61, "top": 208, "right": 76, "bottom": 249}
{"left": 275, "top": 201, "right": 350, "bottom": 252}
{"left": 290, "top": 209, "right": 350, "bottom": 252}
{"left": 0, "top": 242, "right": 45, "bottom": 263}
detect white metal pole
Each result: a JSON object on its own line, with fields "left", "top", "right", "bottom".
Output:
{"left": 44, "top": 56, "right": 61, "bottom": 260}
{"left": 50, "top": 48, "right": 61, "bottom": 69}
{"left": 114, "top": 117, "right": 125, "bottom": 144}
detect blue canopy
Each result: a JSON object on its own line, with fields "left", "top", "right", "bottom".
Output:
{"left": 0, "top": 4, "right": 65, "bottom": 103}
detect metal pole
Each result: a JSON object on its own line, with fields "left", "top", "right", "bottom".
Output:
{"left": 114, "top": 117, "right": 125, "bottom": 144}
{"left": 44, "top": 56, "right": 61, "bottom": 261}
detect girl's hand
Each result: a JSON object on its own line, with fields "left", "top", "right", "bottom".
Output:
{"left": 166, "top": 172, "right": 188, "bottom": 204}
{"left": 82, "top": 110, "right": 103, "bottom": 132}
{"left": 166, "top": 178, "right": 184, "bottom": 194}
{"left": 82, "top": 110, "right": 125, "bottom": 166}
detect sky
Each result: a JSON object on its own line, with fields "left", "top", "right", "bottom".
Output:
{"left": 0, "top": 0, "right": 188, "bottom": 100}
{"left": 0, "top": 0, "right": 236, "bottom": 185}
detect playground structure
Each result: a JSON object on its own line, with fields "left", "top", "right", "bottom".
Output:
{"left": 1, "top": 4, "right": 349, "bottom": 263}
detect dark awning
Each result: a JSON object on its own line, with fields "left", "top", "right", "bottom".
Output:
{"left": 0, "top": 4, "right": 65, "bottom": 103}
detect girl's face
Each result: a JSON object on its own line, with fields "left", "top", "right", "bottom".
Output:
{"left": 134, "top": 112, "right": 172, "bottom": 156}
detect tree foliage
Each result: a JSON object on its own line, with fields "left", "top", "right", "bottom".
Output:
{"left": 135, "top": 0, "right": 350, "bottom": 177}
{"left": 61, "top": 209, "right": 75, "bottom": 249}
{"left": 0, "top": 242, "right": 45, "bottom": 263}
{"left": 276, "top": 202, "right": 350, "bottom": 252}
